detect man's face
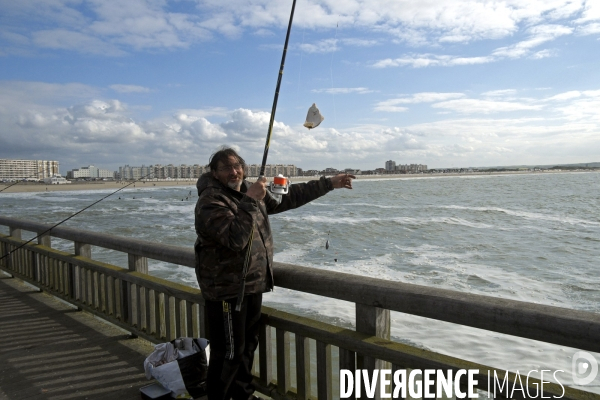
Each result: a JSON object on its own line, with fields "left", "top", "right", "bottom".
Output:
{"left": 213, "top": 155, "right": 244, "bottom": 191}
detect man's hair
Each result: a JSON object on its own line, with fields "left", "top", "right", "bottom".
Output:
{"left": 209, "top": 147, "right": 246, "bottom": 172}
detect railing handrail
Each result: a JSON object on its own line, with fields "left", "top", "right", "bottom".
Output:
{"left": 2, "top": 215, "right": 599, "bottom": 354}
{"left": 0, "top": 215, "right": 195, "bottom": 267}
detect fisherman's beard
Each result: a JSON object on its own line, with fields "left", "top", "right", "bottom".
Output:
{"left": 227, "top": 180, "right": 242, "bottom": 191}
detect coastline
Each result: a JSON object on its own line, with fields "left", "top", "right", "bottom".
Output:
{"left": 0, "top": 169, "right": 595, "bottom": 194}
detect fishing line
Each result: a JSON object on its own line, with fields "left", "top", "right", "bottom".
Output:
{"left": 297, "top": 23, "right": 305, "bottom": 98}
{"left": 329, "top": 19, "right": 339, "bottom": 129}
{"left": 0, "top": 172, "right": 155, "bottom": 262}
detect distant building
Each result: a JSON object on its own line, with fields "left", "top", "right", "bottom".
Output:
{"left": 67, "top": 165, "right": 113, "bottom": 179}
{"left": 0, "top": 159, "right": 59, "bottom": 181}
{"left": 43, "top": 174, "right": 70, "bottom": 184}
{"left": 246, "top": 164, "right": 298, "bottom": 177}
{"left": 302, "top": 169, "right": 320, "bottom": 176}
{"left": 117, "top": 164, "right": 210, "bottom": 180}
{"left": 384, "top": 159, "right": 428, "bottom": 174}
{"left": 321, "top": 167, "right": 339, "bottom": 175}
{"left": 396, "top": 163, "right": 427, "bottom": 173}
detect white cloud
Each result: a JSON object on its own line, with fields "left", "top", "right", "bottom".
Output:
{"left": 432, "top": 99, "right": 543, "bottom": 114}
{"left": 341, "top": 38, "right": 378, "bottom": 47}
{"left": 545, "top": 91, "right": 582, "bottom": 101}
{"left": 300, "top": 38, "right": 339, "bottom": 53}
{"left": 1, "top": 0, "right": 591, "bottom": 56}
{"left": 399, "top": 92, "right": 466, "bottom": 103}
{"left": 373, "top": 100, "right": 409, "bottom": 113}
{"left": 576, "top": 22, "right": 600, "bottom": 35}
{"left": 481, "top": 89, "right": 517, "bottom": 97}
{"left": 110, "top": 84, "right": 151, "bottom": 93}
{"left": 374, "top": 92, "right": 465, "bottom": 111}
{"left": 2, "top": 81, "right": 600, "bottom": 170}
{"left": 372, "top": 53, "right": 494, "bottom": 68}
{"left": 312, "top": 87, "right": 373, "bottom": 94}
{"left": 530, "top": 49, "right": 555, "bottom": 59}
{"left": 31, "top": 29, "right": 126, "bottom": 56}
{"left": 492, "top": 24, "right": 573, "bottom": 59}
{"left": 574, "top": 1, "right": 600, "bottom": 23}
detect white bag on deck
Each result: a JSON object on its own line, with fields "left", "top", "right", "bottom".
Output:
{"left": 144, "top": 337, "right": 210, "bottom": 398}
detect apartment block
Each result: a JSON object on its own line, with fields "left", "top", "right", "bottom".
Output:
{"left": 67, "top": 165, "right": 113, "bottom": 179}
{"left": 0, "top": 159, "right": 59, "bottom": 181}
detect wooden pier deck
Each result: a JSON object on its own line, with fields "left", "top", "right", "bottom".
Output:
{"left": 0, "top": 274, "right": 155, "bottom": 400}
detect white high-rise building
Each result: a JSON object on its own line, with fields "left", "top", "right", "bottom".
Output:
{"left": 67, "top": 165, "right": 113, "bottom": 179}
{"left": 0, "top": 159, "right": 59, "bottom": 181}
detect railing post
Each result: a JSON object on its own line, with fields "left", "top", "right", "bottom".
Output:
{"left": 7, "top": 227, "right": 22, "bottom": 273}
{"left": 276, "top": 329, "right": 291, "bottom": 396}
{"left": 9, "top": 227, "right": 22, "bottom": 240}
{"left": 340, "top": 348, "right": 356, "bottom": 400}
{"left": 316, "top": 340, "right": 333, "bottom": 400}
{"left": 37, "top": 233, "right": 51, "bottom": 247}
{"left": 35, "top": 233, "right": 51, "bottom": 283}
{"left": 74, "top": 242, "right": 91, "bottom": 258}
{"left": 356, "top": 304, "right": 390, "bottom": 400}
{"left": 259, "top": 324, "right": 273, "bottom": 387}
{"left": 296, "top": 334, "right": 311, "bottom": 400}
{"left": 128, "top": 254, "right": 148, "bottom": 274}
{"left": 74, "top": 242, "right": 91, "bottom": 303}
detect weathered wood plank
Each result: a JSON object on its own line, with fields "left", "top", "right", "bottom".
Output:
{"left": 128, "top": 253, "right": 148, "bottom": 274}
{"left": 295, "top": 334, "right": 311, "bottom": 400}
{"left": 276, "top": 328, "right": 290, "bottom": 396}
{"left": 159, "top": 292, "right": 167, "bottom": 340}
{"left": 0, "top": 277, "right": 156, "bottom": 400}
{"left": 169, "top": 296, "right": 177, "bottom": 340}
{"left": 259, "top": 324, "right": 272, "bottom": 386}
{"left": 192, "top": 303, "right": 200, "bottom": 338}
{"left": 316, "top": 340, "right": 331, "bottom": 400}
{"left": 185, "top": 300, "right": 193, "bottom": 337}
{"left": 107, "top": 275, "right": 115, "bottom": 316}
{"left": 339, "top": 347, "right": 356, "bottom": 400}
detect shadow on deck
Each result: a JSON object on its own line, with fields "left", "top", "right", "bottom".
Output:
{"left": 0, "top": 274, "right": 155, "bottom": 400}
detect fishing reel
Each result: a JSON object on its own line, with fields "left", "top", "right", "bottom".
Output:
{"left": 267, "top": 174, "right": 290, "bottom": 201}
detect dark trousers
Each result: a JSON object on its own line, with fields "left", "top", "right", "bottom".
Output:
{"left": 205, "top": 293, "right": 262, "bottom": 400}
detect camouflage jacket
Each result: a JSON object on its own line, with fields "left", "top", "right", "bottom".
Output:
{"left": 194, "top": 172, "right": 333, "bottom": 301}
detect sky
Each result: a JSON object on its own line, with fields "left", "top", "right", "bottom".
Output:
{"left": 1, "top": 0, "right": 600, "bottom": 173}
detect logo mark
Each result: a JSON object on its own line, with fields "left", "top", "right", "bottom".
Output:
{"left": 572, "top": 351, "right": 599, "bottom": 386}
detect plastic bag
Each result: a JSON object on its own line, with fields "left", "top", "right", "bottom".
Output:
{"left": 303, "top": 103, "right": 324, "bottom": 129}
{"left": 144, "top": 337, "right": 210, "bottom": 398}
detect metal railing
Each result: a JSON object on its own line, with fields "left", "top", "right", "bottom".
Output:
{"left": 1, "top": 215, "right": 598, "bottom": 400}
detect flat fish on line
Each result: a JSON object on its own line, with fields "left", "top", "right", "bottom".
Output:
{"left": 303, "top": 103, "right": 324, "bottom": 129}
{"left": 325, "top": 239, "right": 329, "bottom": 250}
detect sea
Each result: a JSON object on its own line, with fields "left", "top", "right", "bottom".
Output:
{"left": 2, "top": 171, "right": 599, "bottom": 393}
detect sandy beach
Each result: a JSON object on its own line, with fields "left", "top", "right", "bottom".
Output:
{"left": 0, "top": 170, "right": 592, "bottom": 194}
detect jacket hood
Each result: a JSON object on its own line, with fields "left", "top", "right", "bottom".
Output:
{"left": 196, "top": 172, "right": 217, "bottom": 196}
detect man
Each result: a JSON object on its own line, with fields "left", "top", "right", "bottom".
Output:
{"left": 194, "top": 147, "right": 354, "bottom": 400}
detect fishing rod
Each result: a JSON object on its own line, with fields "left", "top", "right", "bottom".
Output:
{"left": 259, "top": 0, "right": 297, "bottom": 199}
{"left": 236, "top": 0, "right": 297, "bottom": 312}
{"left": 0, "top": 172, "right": 155, "bottom": 262}
{"left": 260, "top": 0, "right": 297, "bottom": 176}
